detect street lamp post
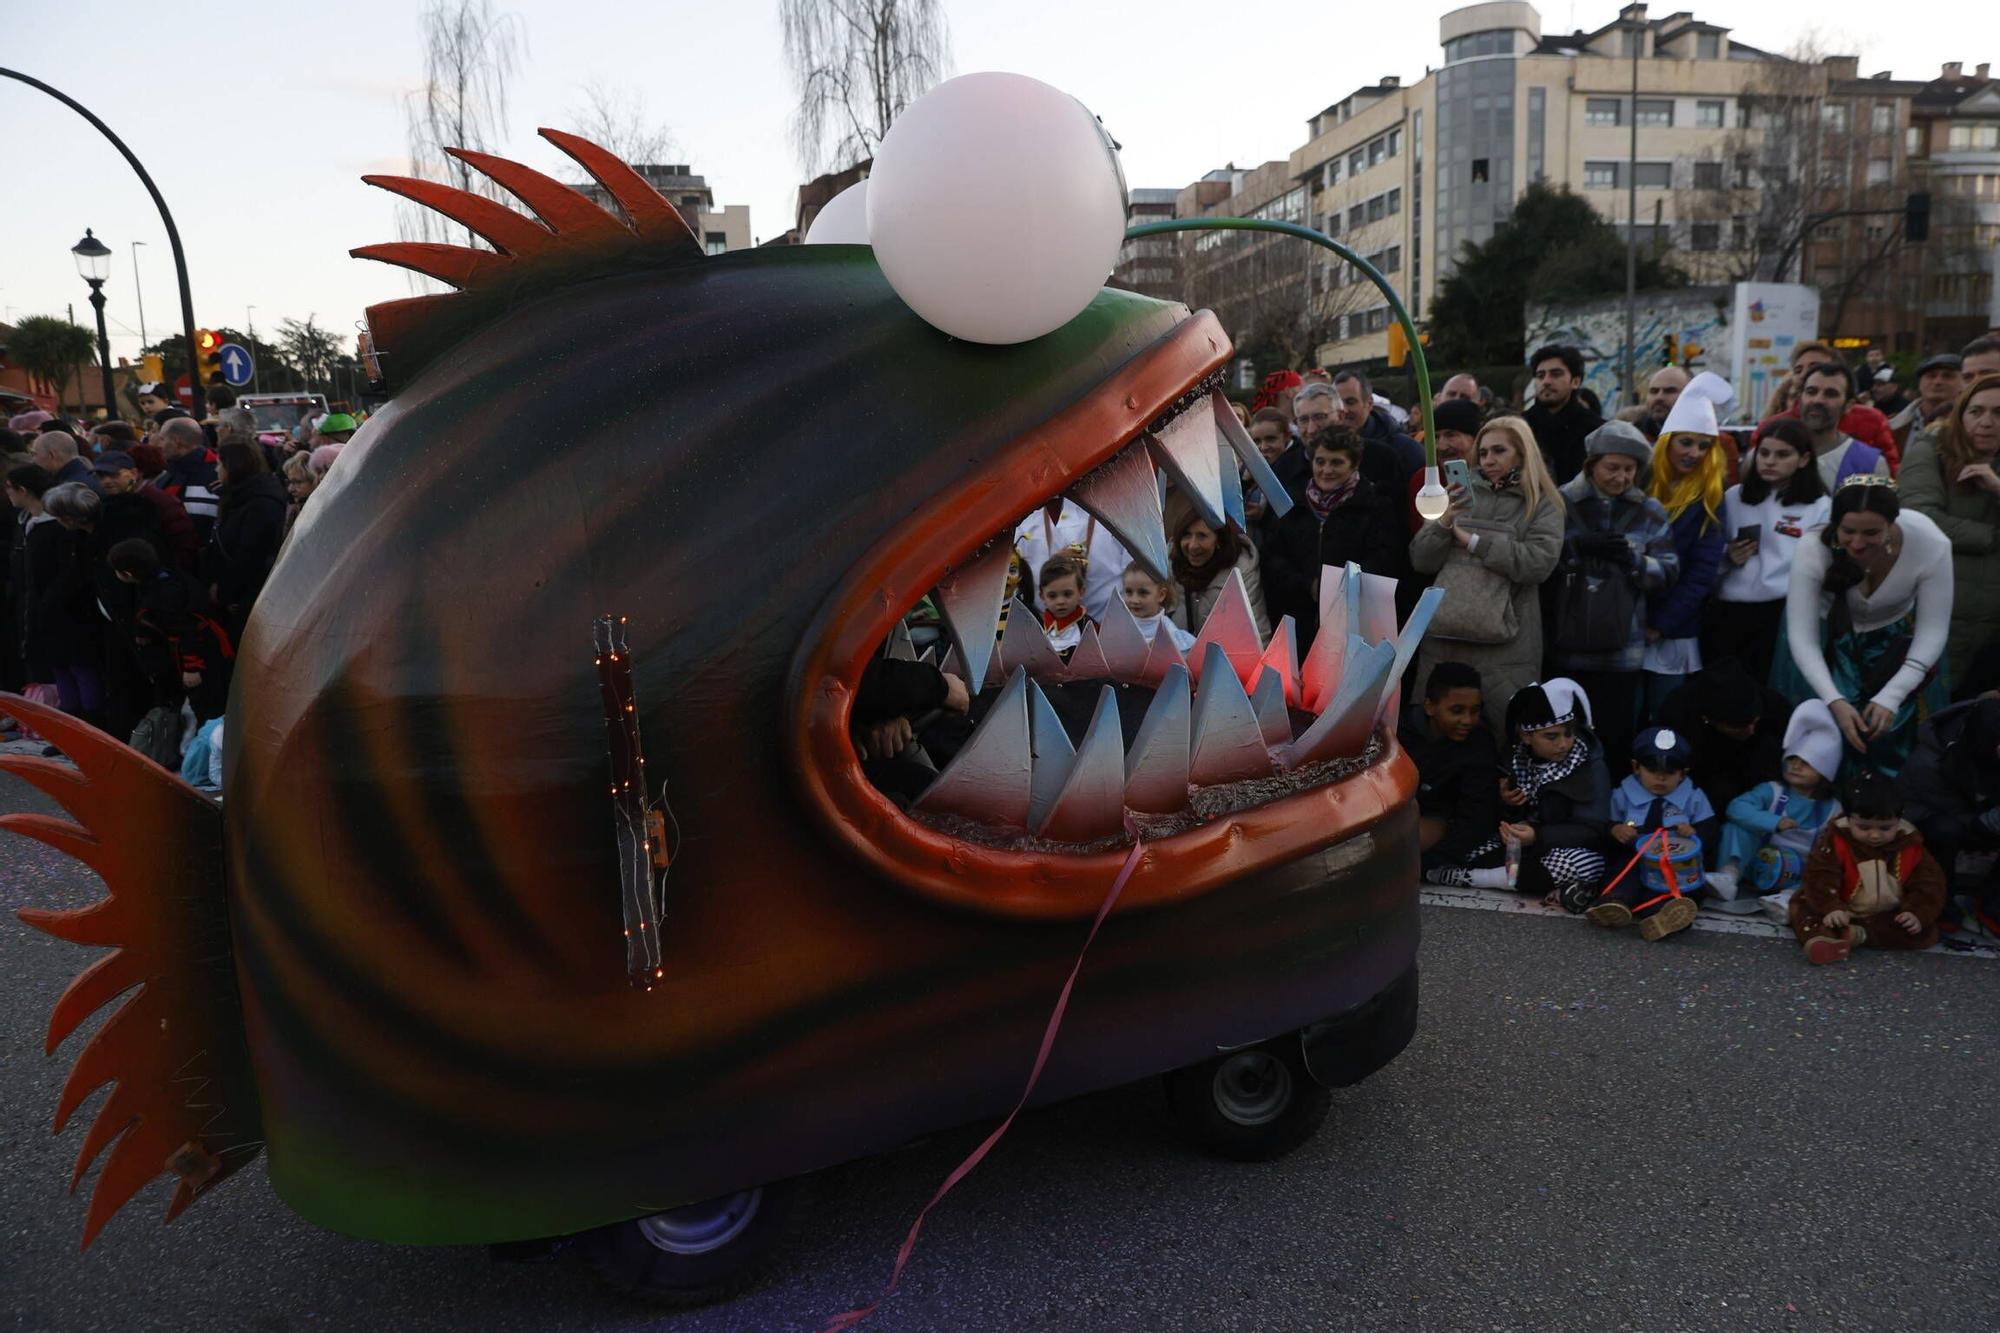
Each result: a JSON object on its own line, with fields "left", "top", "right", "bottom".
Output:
{"left": 71, "top": 229, "right": 116, "bottom": 421}
{"left": 130, "top": 239, "right": 148, "bottom": 348}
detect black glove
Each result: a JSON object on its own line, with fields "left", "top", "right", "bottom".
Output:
{"left": 1577, "top": 532, "right": 1632, "bottom": 564}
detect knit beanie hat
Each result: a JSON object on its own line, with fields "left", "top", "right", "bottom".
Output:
{"left": 1432, "top": 398, "right": 1483, "bottom": 437}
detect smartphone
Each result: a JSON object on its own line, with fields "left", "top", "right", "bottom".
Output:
{"left": 1443, "top": 458, "right": 1475, "bottom": 490}
{"left": 1735, "top": 523, "right": 1761, "bottom": 543}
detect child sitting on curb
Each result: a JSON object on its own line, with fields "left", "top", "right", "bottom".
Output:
{"left": 1399, "top": 662, "right": 1500, "bottom": 876}
{"left": 1585, "top": 725, "right": 1715, "bottom": 941}
{"left": 1789, "top": 771, "right": 1947, "bottom": 965}
{"left": 1425, "top": 679, "right": 1611, "bottom": 915}
{"left": 1706, "top": 700, "right": 1843, "bottom": 916}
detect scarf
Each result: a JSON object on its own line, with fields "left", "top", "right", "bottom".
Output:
{"left": 1507, "top": 733, "right": 1591, "bottom": 804}
{"left": 1305, "top": 474, "right": 1359, "bottom": 520}
{"left": 1489, "top": 468, "right": 1522, "bottom": 494}
{"left": 1042, "top": 606, "right": 1086, "bottom": 634}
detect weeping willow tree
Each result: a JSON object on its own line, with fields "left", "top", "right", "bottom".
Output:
{"left": 780, "top": 0, "right": 951, "bottom": 176}
{"left": 399, "top": 0, "right": 525, "bottom": 262}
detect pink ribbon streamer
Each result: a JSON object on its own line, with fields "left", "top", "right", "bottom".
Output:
{"left": 822, "top": 836, "right": 1146, "bottom": 1330}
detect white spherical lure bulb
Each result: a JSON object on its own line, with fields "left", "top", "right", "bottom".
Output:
{"left": 804, "top": 179, "right": 870, "bottom": 244}
{"left": 867, "top": 72, "right": 1127, "bottom": 344}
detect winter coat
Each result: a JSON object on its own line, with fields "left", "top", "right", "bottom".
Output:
{"left": 129, "top": 565, "right": 235, "bottom": 721}
{"left": 1554, "top": 476, "right": 1679, "bottom": 673}
{"left": 1524, "top": 396, "right": 1605, "bottom": 486}
{"left": 1901, "top": 698, "right": 2000, "bottom": 855}
{"left": 1515, "top": 741, "right": 1612, "bottom": 851}
{"left": 134, "top": 485, "right": 199, "bottom": 573}
{"left": 204, "top": 471, "right": 288, "bottom": 620}
{"left": 1261, "top": 477, "right": 1405, "bottom": 647}
{"left": 19, "top": 515, "right": 101, "bottom": 674}
{"left": 1655, "top": 677, "right": 1789, "bottom": 812}
{"left": 1399, "top": 704, "right": 1501, "bottom": 867}
{"left": 1169, "top": 544, "right": 1271, "bottom": 642}
{"left": 1358, "top": 406, "right": 1424, "bottom": 491}
{"left": 157, "top": 449, "right": 221, "bottom": 543}
{"left": 45, "top": 457, "right": 100, "bottom": 494}
{"left": 1897, "top": 438, "right": 2000, "bottom": 686}
{"left": 1647, "top": 503, "right": 1726, "bottom": 641}
{"left": 1793, "top": 818, "right": 1946, "bottom": 925}
{"left": 1409, "top": 476, "right": 1565, "bottom": 737}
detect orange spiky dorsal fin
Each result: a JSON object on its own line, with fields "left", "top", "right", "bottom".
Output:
{"left": 0, "top": 693, "right": 258, "bottom": 1248}
{"left": 350, "top": 131, "right": 701, "bottom": 391}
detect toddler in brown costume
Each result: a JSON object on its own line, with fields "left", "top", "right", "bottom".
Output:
{"left": 1790, "top": 771, "right": 1946, "bottom": 965}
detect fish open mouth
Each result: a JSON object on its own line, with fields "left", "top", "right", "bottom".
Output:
{"left": 790, "top": 313, "right": 1427, "bottom": 919}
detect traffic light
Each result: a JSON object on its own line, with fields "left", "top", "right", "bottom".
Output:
{"left": 1905, "top": 191, "right": 1931, "bottom": 243}
{"left": 1661, "top": 332, "right": 1680, "bottom": 366}
{"left": 140, "top": 353, "right": 164, "bottom": 384}
{"left": 195, "top": 328, "right": 223, "bottom": 384}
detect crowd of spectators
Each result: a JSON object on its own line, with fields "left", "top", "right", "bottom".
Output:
{"left": 3, "top": 384, "right": 357, "bottom": 777}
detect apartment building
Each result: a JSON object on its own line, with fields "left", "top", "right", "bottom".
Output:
{"left": 1911, "top": 65, "right": 2000, "bottom": 346}
{"left": 581, "top": 165, "right": 754, "bottom": 253}
{"left": 1112, "top": 188, "right": 1183, "bottom": 301}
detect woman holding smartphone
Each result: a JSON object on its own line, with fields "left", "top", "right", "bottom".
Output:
{"left": 1705, "top": 418, "right": 1830, "bottom": 685}
{"left": 1409, "top": 416, "right": 1565, "bottom": 740}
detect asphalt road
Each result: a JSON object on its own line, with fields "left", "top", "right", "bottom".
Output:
{"left": 5, "top": 765, "right": 1998, "bottom": 1333}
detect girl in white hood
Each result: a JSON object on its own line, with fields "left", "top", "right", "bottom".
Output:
{"left": 1706, "top": 417, "right": 1831, "bottom": 685}
{"left": 1120, "top": 565, "right": 1197, "bottom": 653}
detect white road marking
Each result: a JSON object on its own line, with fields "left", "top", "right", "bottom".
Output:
{"left": 1420, "top": 884, "right": 2000, "bottom": 961}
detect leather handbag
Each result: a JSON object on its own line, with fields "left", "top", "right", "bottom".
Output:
{"left": 1426, "top": 523, "right": 1519, "bottom": 644}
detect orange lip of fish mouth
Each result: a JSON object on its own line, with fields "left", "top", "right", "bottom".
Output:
{"left": 788, "top": 312, "right": 1416, "bottom": 921}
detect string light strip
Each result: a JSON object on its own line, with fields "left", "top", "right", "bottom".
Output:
{"left": 593, "top": 615, "right": 666, "bottom": 989}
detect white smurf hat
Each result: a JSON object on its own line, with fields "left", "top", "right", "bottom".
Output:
{"left": 1660, "top": 370, "right": 1733, "bottom": 437}
{"left": 1781, "top": 699, "right": 1843, "bottom": 783}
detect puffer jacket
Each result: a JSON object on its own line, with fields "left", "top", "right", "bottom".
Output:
{"left": 1647, "top": 503, "right": 1726, "bottom": 641}
{"left": 1553, "top": 476, "right": 1679, "bottom": 672}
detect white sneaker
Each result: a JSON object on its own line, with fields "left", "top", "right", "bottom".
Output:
{"left": 1705, "top": 867, "right": 1740, "bottom": 899}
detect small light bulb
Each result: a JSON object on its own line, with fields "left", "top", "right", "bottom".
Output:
{"left": 1414, "top": 465, "right": 1451, "bottom": 522}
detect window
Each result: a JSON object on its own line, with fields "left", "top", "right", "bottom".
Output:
{"left": 1697, "top": 32, "right": 1721, "bottom": 59}
{"left": 680, "top": 194, "right": 704, "bottom": 207}
{"left": 1636, "top": 99, "right": 1674, "bottom": 128}
{"left": 1907, "top": 126, "right": 1923, "bottom": 154}
{"left": 1696, "top": 99, "right": 1725, "bottom": 129}
{"left": 1730, "top": 216, "right": 1750, "bottom": 250}
{"left": 1634, "top": 161, "right": 1672, "bottom": 188}
{"left": 1871, "top": 103, "right": 1893, "bottom": 134}
{"left": 1323, "top": 210, "right": 1340, "bottom": 235}
{"left": 1472, "top": 158, "right": 1490, "bottom": 183}
{"left": 1366, "top": 194, "right": 1386, "bottom": 222}
{"left": 1586, "top": 97, "right": 1622, "bottom": 127}
{"left": 1691, "top": 223, "right": 1720, "bottom": 252}
{"left": 1348, "top": 204, "right": 1365, "bottom": 229}
{"left": 1584, "top": 160, "right": 1620, "bottom": 189}
{"left": 1734, "top": 152, "right": 1755, "bottom": 188}
{"left": 1368, "top": 137, "right": 1386, "bottom": 167}
{"left": 1693, "top": 160, "right": 1723, "bottom": 190}
{"left": 1387, "top": 187, "right": 1402, "bottom": 215}
{"left": 1349, "top": 148, "right": 1366, "bottom": 174}
{"left": 1948, "top": 123, "right": 2000, "bottom": 150}
{"left": 705, "top": 232, "right": 728, "bottom": 255}
{"left": 1867, "top": 157, "right": 1893, "bottom": 185}
{"left": 1821, "top": 103, "right": 1850, "bottom": 132}
{"left": 1366, "top": 307, "right": 1389, "bottom": 333}
{"left": 1381, "top": 245, "right": 1402, "bottom": 273}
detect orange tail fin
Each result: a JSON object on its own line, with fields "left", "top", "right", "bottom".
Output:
{"left": 0, "top": 694, "right": 259, "bottom": 1247}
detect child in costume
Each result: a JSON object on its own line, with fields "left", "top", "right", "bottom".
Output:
{"left": 1705, "top": 699, "right": 1843, "bottom": 915}
{"left": 1585, "top": 725, "right": 1712, "bottom": 941}
{"left": 1424, "top": 678, "right": 1611, "bottom": 914}
{"left": 1037, "top": 555, "right": 1093, "bottom": 659}
{"left": 1399, "top": 662, "right": 1500, "bottom": 876}
{"left": 1789, "top": 770, "right": 1947, "bottom": 964}
{"left": 1119, "top": 565, "right": 1196, "bottom": 654}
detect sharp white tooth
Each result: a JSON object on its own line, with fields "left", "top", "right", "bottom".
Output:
{"left": 885, "top": 621, "right": 918, "bottom": 661}
{"left": 1034, "top": 685, "right": 1127, "bottom": 843}
{"left": 1302, "top": 563, "right": 1360, "bottom": 713}
{"left": 1067, "top": 622, "right": 1113, "bottom": 679}
{"left": 932, "top": 539, "right": 1013, "bottom": 697}
{"left": 1124, "top": 664, "right": 1192, "bottom": 813}
{"left": 1253, "top": 616, "right": 1301, "bottom": 710}
{"left": 1094, "top": 595, "right": 1154, "bottom": 680}
{"left": 1147, "top": 407, "right": 1226, "bottom": 529}
{"left": 1251, "top": 668, "right": 1291, "bottom": 749}
{"left": 918, "top": 645, "right": 939, "bottom": 668}
{"left": 999, "top": 596, "right": 1070, "bottom": 681}
{"left": 1141, "top": 622, "right": 1188, "bottom": 688}
{"left": 1066, "top": 442, "right": 1172, "bottom": 582}
{"left": 1359, "top": 571, "right": 1400, "bottom": 645}
{"left": 1213, "top": 390, "right": 1292, "bottom": 517}
{"left": 1188, "top": 566, "right": 1265, "bottom": 689}
{"left": 1372, "top": 586, "right": 1444, "bottom": 728}
{"left": 1317, "top": 561, "right": 1362, "bottom": 641}
{"left": 1188, "top": 643, "right": 1275, "bottom": 786}
{"left": 1283, "top": 639, "right": 1396, "bottom": 770}
{"left": 914, "top": 667, "right": 1033, "bottom": 828}
{"left": 1217, "top": 437, "right": 1248, "bottom": 534}
{"left": 1026, "top": 679, "right": 1075, "bottom": 831}
{"left": 939, "top": 644, "right": 964, "bottom": 678}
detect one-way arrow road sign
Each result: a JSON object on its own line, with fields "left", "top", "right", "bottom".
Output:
{"left": 218, "top": 342, "right": 255, "bottom": 388}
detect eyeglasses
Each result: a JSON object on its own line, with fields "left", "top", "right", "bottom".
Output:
{"left": 1295, "top": 411, "right": 1335, "bottom": 426}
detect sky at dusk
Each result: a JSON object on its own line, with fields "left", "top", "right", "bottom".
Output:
{"left": 0, "top": 0, "right": 1974, "bottom": 365}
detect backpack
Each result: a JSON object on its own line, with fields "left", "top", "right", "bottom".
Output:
{"left": 128, "top": 704, "right": 185, "bottom": 770}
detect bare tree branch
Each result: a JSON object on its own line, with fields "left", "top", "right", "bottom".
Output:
{"left": 564, "top": 81, "right": 681, "bottom": 169}
{"left": 399, "top": 0, "right": 526, "bottom": 277}
{"left": 781, "top": 0, "right": 951, "bottom": 177}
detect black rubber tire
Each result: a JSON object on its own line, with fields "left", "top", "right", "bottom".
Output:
{"left": 579, "top": 1178, "right": 799, "bottom": 1308}
{"left": 1162, "top": 1038, "right": 1331, "bottom": 1162}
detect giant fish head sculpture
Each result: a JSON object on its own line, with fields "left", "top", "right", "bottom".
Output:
{"left": 2, "top": 131, "right": 1422, "bottom": 1251}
